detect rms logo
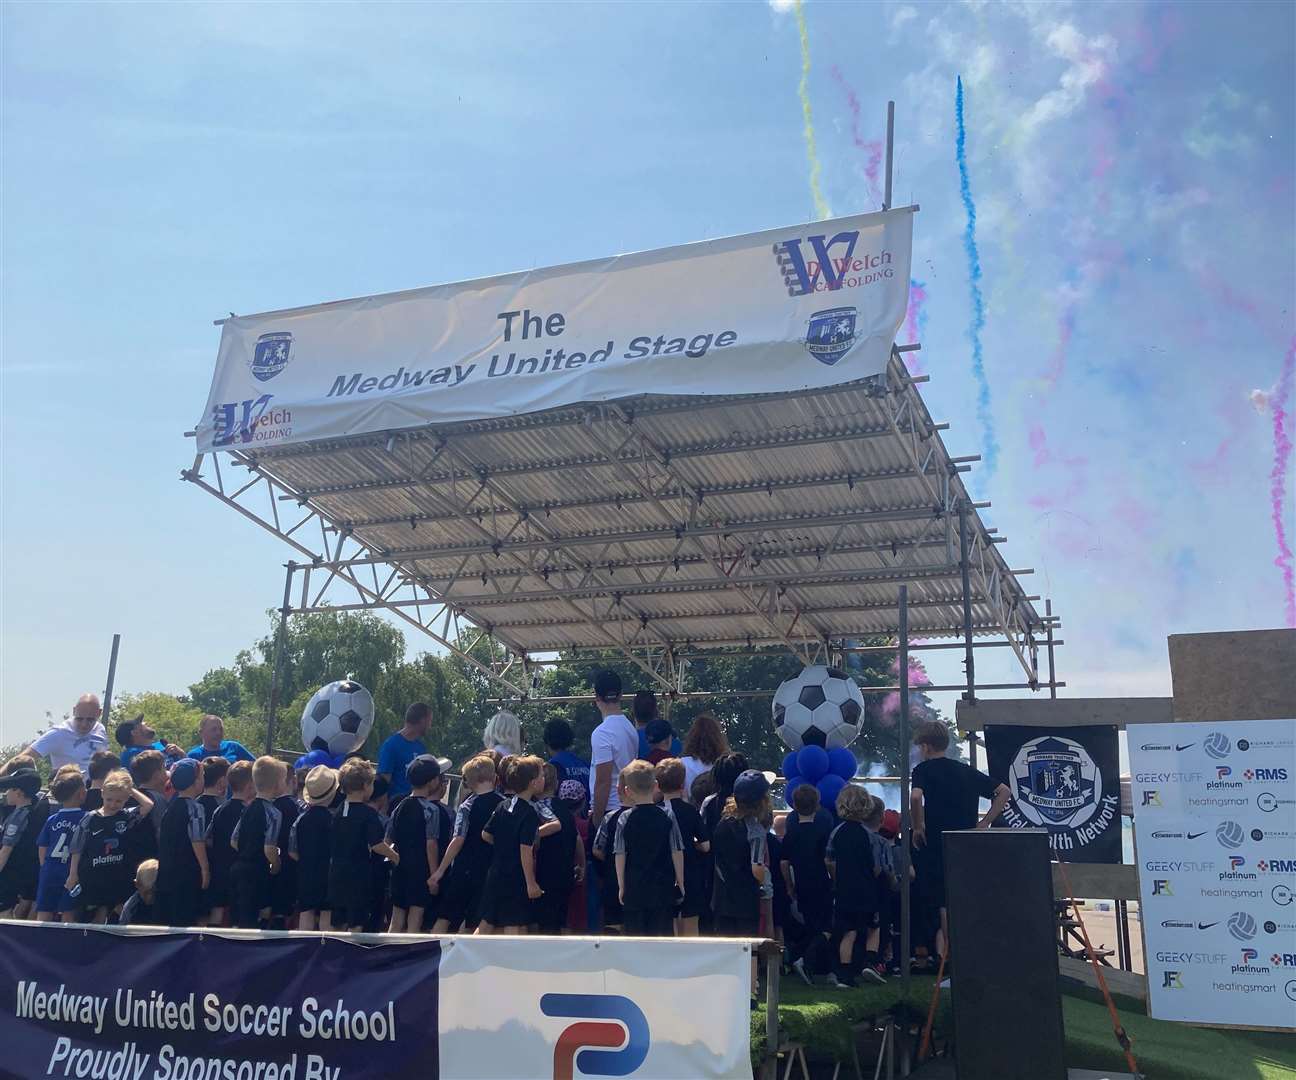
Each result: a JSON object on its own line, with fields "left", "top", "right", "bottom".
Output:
{"left": 541, "top": 994, "right": 649, "bottom": 1080}
{"left": 1244, "top": 768, "right": 1289, "bottom": 782}
{"left": 772, "top": 231, "right": 893, "bottom": 296}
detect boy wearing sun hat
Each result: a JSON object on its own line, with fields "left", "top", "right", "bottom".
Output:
{"left": 289, "top": 764, "right": 338, "bottom": 931}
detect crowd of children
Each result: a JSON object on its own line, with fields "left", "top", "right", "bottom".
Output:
{"left": 0, "top": 691, "right": 1005, "bottom": 988}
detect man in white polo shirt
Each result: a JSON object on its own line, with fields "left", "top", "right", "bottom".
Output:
{"left": 24, "top": 693, "right": 109, "bottom": 775}
{"left": 588, "top": 670, "right": 638, "bottom": 831}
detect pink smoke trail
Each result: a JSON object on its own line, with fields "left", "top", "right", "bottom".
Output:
{"left": 1042, "top": 305, "right": 1075, "bottom": 391}
{"left": 830, "top": 65, "right": 883, "bottom": 206}
{"left": 879, "top": 656, "right": 932, "bottom": 726}
{"left": 902, "top": 279, "right": 928, "bottom": 373}
{"left": 1267, "top": 339, "right": 1295, "bottom": 626}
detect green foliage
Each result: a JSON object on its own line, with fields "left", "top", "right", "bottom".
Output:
{"left": 109, "top": 691, "right": 207, "bottom": 750}
{"left": 188, "top": 668, "right": 242, "bottom": 718}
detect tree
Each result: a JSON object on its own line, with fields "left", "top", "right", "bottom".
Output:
{"left": 188, "top": 667, "right": 242, "bottom": 718}
{"left": 109, "top": 691, "right": 207, "bottom": 751}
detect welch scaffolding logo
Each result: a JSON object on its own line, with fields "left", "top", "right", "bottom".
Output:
{"left": 772, "top": 229, "right": 894, "bottom": 296}
{"left": 541, "top": 993, "right": 649, "bottom": 1080}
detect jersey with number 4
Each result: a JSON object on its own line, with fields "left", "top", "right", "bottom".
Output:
{"left": 36, "top": 808, "right": 87, "bottom": 891}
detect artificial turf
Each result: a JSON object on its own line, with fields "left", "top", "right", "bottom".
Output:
{"left": 752, "top": 978, "right": 1296, "bottom": 1079}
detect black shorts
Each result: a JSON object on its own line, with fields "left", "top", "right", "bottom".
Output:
{"left": 832, "top": 907, "right": 878, "bottom": 935}
{"left": 157, "top": 885, "right": 205, "bottom": 929}
{"left": 623, "top": 907, "right": 674, "bottom": 937}
{"left": 532, "top": 884, "right": 571, "bottom": 934}
{"left": 713, "top": 914, "right": 760, "bottom": 937}
{"left": 328, "top": 861, "right": 371, "bottom": 912}
{"left": 229, "top": 862, "right": 270, "bottom": 929}
{"left": 479, "top": 884, "right": 531, "bottom": 928}
{"left": 438, "top": 862, "right": 488, "bottom": 925}
{"left": 204, "top": 870, "right": 230, "bottom": 910}
{"left": 390, "top": 868, "right": 434, "bottom": 912}
{"left": 297, "top": 866, "right": 330, "bottom": 913}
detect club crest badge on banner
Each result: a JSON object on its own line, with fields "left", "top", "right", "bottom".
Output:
{"left": 986, "top": 724, "right": 1122, "bottom": 863}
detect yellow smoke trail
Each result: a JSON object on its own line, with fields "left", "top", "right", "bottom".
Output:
{"left": 794, "top": 0, "right": 831, "bottom": 220}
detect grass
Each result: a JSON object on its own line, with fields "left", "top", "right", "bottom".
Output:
{"left": 753, "top": 978, "right": 1296, "bottom": 1079}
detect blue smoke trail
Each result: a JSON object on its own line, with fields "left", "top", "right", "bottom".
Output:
{"left": 955, "top": 76, "right": 998, "bottom": 479}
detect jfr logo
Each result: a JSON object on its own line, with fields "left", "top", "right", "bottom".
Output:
{"left": 1152, "top": 879, "right": 1173, "bottom": 896}
{"left": 1142, "top": 790, "right": 1162, "bottom": 806}
{"left": 1162, "top": 971, "right": 1183, "bottom": 989}
{"left": 541, "top": 993, "right": 650, "bottom": 1080}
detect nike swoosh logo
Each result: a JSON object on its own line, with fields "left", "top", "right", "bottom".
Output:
{"left": 1187, "top": 832, "right": 1207, "bottom": 839}
{"left": 1176, "top": 744, "right": 1195, "bottom": 751}
{"left": 1197, "top": 922, "right": 1218, "bottom": 930}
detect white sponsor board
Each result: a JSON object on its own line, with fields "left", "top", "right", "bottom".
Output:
{"left": 437, "top": 935, "right": 755, "bottom": 1079}
{"left": 194, "top": 209, "right": 913, "bottom": 451}
{"left": 1130, "top": 719, "right": 1296, "bottom": 1028}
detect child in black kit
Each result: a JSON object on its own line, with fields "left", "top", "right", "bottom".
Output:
{"left": 910, "top": 720, "right": 1011, "bottom": 965}
{"left": 533, "top": 764, "right": 580, "bottom": 935}
{"left": 478, "top": 755, "right": 546, "bottom": 934}
{"left": 270, "top": 766, "right": 300, "bottom": 929}
{"left": 290, "top": 765, "right": 338, "bottom": 931}
{"left": 0, "top": 767, "right": 47, "bottom": 917}
{"left": 613, "top": 760, "right": 685, "bottom": 937}
{"left": 65, "top": 769, "right": 154, "bottom": 923}
{"left": 780, "top": 783, "right": 833, "bottom": 980}
{"left": 710, "top": 769, "right": 770, "bottom": 938}
{"left": 197, "top": 758, "right": 229, "bottom": 829}
{"left": 325, "top": 758, "right": 398, "bottom": 931}
{"left": 592, "top": 776, "right": 629, "bottom": 932}
{"left": 826, "top": 785, "right": 883, "bottom": 987}
{"left": 365, "top": 776, "right": 393, "bottom": 932}
{"left": 431, "top": 754, "right": 504, "bottom": 933}
{"left": 387, "top": 755, "right": 449, "bottom": 933}
{"left": 206, "top": 760, "right": 252, "bottom": 926}
{"left": 155, "top": 759, "right": 211, "bottom": 928}
{"left": 229, "top": 756, "right": 285, "bottom": 929}
{"left": 655, "top": 758, "right": 708, "bottom": 936}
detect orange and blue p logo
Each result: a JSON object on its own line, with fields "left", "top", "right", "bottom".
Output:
{"left": 541, "top": 994, "right": 650, "bottom": 1080}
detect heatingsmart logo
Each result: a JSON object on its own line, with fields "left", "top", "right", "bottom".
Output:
{"left": 540, "top": 994, "right": 649, "bottom": 1080}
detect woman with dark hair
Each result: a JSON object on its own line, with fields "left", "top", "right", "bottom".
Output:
{"left": 680, "top": 712, "right": 729, "bottom": 798}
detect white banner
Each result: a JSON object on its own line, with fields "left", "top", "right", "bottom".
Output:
{"left": 437, "top": 935, "right": 755, "bottom": 1080}
{"left": 1130, "top": 719, "right": 1296, "bottom": 1028}
{"left": 194, "top": 209, "right": 913, "bottom": 451}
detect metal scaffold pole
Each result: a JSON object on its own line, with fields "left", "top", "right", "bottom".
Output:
{"left": 897, "top": 584, "right": 913, "bottom": 1075}
{"left": 265, "top": 562, "right": 295, "bottom": 755}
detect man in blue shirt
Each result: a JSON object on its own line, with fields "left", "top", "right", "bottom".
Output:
{"left": 377, "top": 703, "right": 431, "bottom": 802}
{"left": 633, "top": 691, "right": 680, "bottom": 760}
{"left": 187, "top": 715, "right": 255, "bottom": 764}
{"left": 115, "top": 715, "right": 185, "bottom": 770}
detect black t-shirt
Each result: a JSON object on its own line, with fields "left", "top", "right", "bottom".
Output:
{"left": 231, "top": 798, "right": 283, "bottom": 867}
{"left": 83, "top": 789, "right": 104, "bottom": 814}
{"left": 0, "top": 803, "right": 40, "bottom": 894}
{"left": 157, "top": 796, "right": 207, "bottom": 891}
{"left": 198, "top": 794, "right": 222, "bottom": 826}
{"left": 613, "top": 803, "right": 682, "bottom": 911}
{"left": 536, "top": 798, "right": 577, "bottom": 893}
{"left": 452, "top": 791, "right": 504, "bottom": 875}
{"left": 711, "top": 814, "right": 766, "bottom": 920}
{"left": 330, "top": 801, "right": 384, "bottom": 870}
{"left": 386, "top": 796, "right": 445, "bottom": 879}
{"left": 483, "top": 796, "right": 540, "bottom": 894}
{"left": 666, "top": 798, "right": 705, "bottom": 869}
{"left": 71, "top": 807, "right": 146, "bottom": 904}
{"left": 274, "top": 796, "right": 299, "bottom": 855}
{"left": 911, "top": 757, "right": 997, "bottom": 850}
{"left": 289, "top": 804, "right": 333, "bottom": 869}
{"left": 206, "top": 799, "right": 245, "bottom": 885}
{"left": 826, "top": 819, "right": 875, "bottom": 910}
{"left": 780, "top": 813, "right": 833, "bottom": 898}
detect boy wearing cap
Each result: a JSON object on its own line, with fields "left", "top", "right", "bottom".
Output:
{"left": 710, "top": 769, "right": 771, "bottom": 938}
{"left": 155, "top": 759, "right": 210, "bottom": 927}
{"left": 432, "top": 754, "right": 505, "bottom": 934}
{"left": 643, "top": 719, "right": 677, "bottom": 766}
{"left": 229, "top": 756, "right": 286, "bottom": 929}
{"left": 65, "top": 769, "right": 154, "bottom": 923}
{"left": 206, "top": 760, "right": 253, "bottom": 926}
{"left": 613, "top": 760, "right": 685, "bottom": 937}
{"left": 386, "top": 755, "right": 449, "bottom": 933}
{"left": 290, "top": 764, "right": 338, "bottom": 931}
{"left": 0, "top": 766, "right": 45, "bottom": 917}
{"left": 35, "top": 767, "right": 89, "bottom": 922}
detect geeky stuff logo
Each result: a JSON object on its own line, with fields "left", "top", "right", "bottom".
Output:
{"left": 540, "top": 993, "right": 649, "bottom": 1080}
{"left": 1135, "top": 771, "right": 1203, "bottom": 784}
{"left": 772, "top": 230, "right": 895, "bottom": 296}
{"left": 803, "top": 307, "right": 857, "bottom": 367}
{"left": 249, "top": 331, "right": 292, "bottom": 382}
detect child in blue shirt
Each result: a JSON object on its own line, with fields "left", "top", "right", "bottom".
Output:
{"left": 36, "top": 767, "right": 88, "bottom": 921}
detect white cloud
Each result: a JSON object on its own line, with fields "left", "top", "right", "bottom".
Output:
{"left": 1018, "top": 22, "right": 1115, "bottom": 141}
{"left": 768, "top": 0, "right": 796, "bottom": 12}
{"left": 891, "top": 5, "right": 918, "bottom": 29}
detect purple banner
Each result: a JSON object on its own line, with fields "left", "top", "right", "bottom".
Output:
{"left": 0, "top": 923, "right": 439, "bottom": 1079}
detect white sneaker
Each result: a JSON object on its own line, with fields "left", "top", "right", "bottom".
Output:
{"left": 862, "top": 966, "right": 887, "bottom": 985}
{"left": 826, "top": 972, "right": 841, "bottom": 988}
{"left": 792, "top": 958, "right": 813, "bottom": 986}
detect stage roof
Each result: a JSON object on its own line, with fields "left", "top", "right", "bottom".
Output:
{"left": 187, "top": 350, "right": 1049, "bottom": 695}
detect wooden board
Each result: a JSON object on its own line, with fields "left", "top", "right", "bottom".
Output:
{"left": 1057, "top": 955, "right": 1147, "bottom": 1003}
{"left": 1052, "top": 862, "right": 1140, "bottom": 902}
{"left": 956, "top": 697, "right": 1173, "bottom": 731}
{"left": 1168, "top": 629, "right": 1296, "bottom": 722}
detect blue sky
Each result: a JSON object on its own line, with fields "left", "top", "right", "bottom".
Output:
{"left": 2, "top": 1, "right": 1292, "bottom": 745}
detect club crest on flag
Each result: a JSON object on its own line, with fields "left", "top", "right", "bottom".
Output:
{"left": 1010, "top": 736, "right": 1101, "bottom": 828}
{"left": 250, "top": 331, "right": 292, "bottom": 382}
{"left": 804, "top": 307, "right": 857, "bottom": 366}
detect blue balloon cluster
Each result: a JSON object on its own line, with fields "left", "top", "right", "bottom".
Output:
{"left": 784, "top": 745, "right": 857, "bottom": 815}
{"left": 293, "top": 747, "right": 346, "bottom": 771}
